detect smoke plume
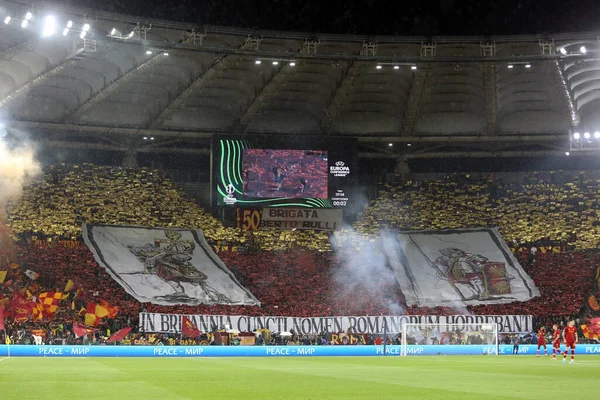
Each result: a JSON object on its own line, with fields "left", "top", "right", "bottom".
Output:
{"left": 332, "top": 229, "right": 405, "bottom": 317}
{"left": 0, "top": 122, "right": 40, "bottom": 261}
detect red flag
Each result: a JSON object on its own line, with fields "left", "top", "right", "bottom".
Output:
{"left": 589, "top": 317, "right": 600, "bottom": 335}
{"left": 107, "top": 327, "right": 132, "bottom": 343}
{"left": 85, "top": 302, "right": 109, "bottom": 327}
{"left": 11, "top": 291, "right": 34, "bottom": 322}
{"left": 72, "top": 322, "right": 99, "bottom": 338}
{"left": 99, "top": 299, "right": 118, "bottom": 319}
{"left": 182, "top": 316, "right": 202, "bottom": 338}
{"left": 0, "top": 307, "right": 5, "bottom": 331}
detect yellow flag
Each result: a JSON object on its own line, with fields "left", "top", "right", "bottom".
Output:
{"left": 71, "top": 301, "right": 75, "bottom": 310}
{"left": 64, "top": 280, "right": 74, "bottom": 292}
{"left": 85, "top": 313, "right": 97, "bottom": 327}
{"left": 0, "top": 270, "right": 6, "bottom": 284}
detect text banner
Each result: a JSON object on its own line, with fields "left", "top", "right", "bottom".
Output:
{"left": 237, "top": 208, "right": 343, "bottom": 231}
{"left": 139, "top": 313, "right": 532, "bottom": 335}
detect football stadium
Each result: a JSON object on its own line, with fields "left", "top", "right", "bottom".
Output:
{"left": 1, "top": 0, "right": 600, "bottom": 399}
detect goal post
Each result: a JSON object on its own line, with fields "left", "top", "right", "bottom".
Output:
{"left": 401, "top": 322, "right": 499, "bottom": 356}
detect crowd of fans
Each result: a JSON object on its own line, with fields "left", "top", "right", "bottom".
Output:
{"left": 7, "top": 164, "right": 331, "bottom": 252}
{"left": 352, "top": 172, "right": 600, "bottom": 250}
{"left": 1, "top": 165, "right": 599, "bottom": 341}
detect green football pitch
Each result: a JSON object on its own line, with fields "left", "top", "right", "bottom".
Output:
{"left": 1, "top": 356, "right": 598, "bottom": 399}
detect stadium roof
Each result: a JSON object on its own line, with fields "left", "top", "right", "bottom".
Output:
{"left": 1, "top": 0, "right": 599, "bottom": 159}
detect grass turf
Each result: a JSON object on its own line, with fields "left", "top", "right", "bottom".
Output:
{"left": 0, "top": 355, "right": 598, "bottom": 399}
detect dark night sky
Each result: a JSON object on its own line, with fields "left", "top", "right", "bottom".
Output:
{"left": 58, "top": 0, "right": 600, "bottom": 36}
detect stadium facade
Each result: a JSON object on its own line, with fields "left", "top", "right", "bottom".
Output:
{"left": 1, "top": 0, "right": 599, "bottom": 168}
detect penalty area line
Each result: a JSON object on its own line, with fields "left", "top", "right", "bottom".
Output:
{"left": 0, "top": 357, "right": 10, "bottom": 363}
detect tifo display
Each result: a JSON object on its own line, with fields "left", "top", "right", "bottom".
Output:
{"left": 1, "top": 166, "right": 600, "bottom": 363}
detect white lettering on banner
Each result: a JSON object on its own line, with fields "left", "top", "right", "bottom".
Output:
{"left": 154, "top": 348, "right": 178, "bottom": 356}
{"left": 297, "top": 348, "right": 315, "bottom": 355}
{"left": 185, "top": 348, "right": 204, "bottom": 356}
{"left": 71, "top": 348, "right": 89, "bottom": 355}
{"left": 140, "top": 313, "right": 532, "bottom": 335}
{"left": 266, "top": 348, "right": 290, "bottom": 355}
{"left": 39, "top": 347, "right": 63, "bottom": 355}
{"left": 376, "top": 347, "right": 401, "bottom": 355}
{"left": 260, "top": 208, "right": 342, "bottom": 232}
{"left": 586, "top": 346, "right": 600, "bottom": 354}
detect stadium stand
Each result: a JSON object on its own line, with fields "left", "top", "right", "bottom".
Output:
{"left": 1, "top": 3, "right": 600, "bottom": 347}
{"left": 1, "top": 166, "right": 598, "bottom": 334}
{"left": 7, "top": 164, "right": 331, "bottom": 252}
{"left": 353, "top": 173, "right": 600, "bottom": 250}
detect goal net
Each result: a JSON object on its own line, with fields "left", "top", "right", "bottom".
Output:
{"left": 400, "top": 323, "right": 499, "bottom": 356}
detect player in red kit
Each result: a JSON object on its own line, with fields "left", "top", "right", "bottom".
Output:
{"left": 536, "top": 326, "right": 548, "bottom": 357}
{"left": 562, "top": 320, "right": 578, "bottom": 364}
{"left": 552, "top": 324, "right": 561, "bottom": 360}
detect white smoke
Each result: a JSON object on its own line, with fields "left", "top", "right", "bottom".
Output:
{"left": 332, "top": 229, "right": 405, "bottom": 315}
{"left": 333, "top": 228, "right": 476, "bottom": 317}
{"left": 0, "top": 121, "right": 40, "bottom": 257}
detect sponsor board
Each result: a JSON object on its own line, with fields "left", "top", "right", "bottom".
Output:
{"left": 1, "top": 345, "right": 599, "bottom": 357}
{"left": 139, "top": 313, "right": 533, "bottom": 335}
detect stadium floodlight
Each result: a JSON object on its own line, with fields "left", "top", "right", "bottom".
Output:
{"left": 62, "top": 28, "right": 69, "bottom": 36}
{"left": 67, "top": 20, "right": 73, "bottom": 28}
{"left": 559, "top": 48, "right": 567, "bottom": 55}
{"left": 25, "top": 12, "right": 32, "bottom": 20}
{"left": 573, "top": 132, "right": 581, "bottom": 140}
{"left": 21, "top": 19, "right": 28, "bottom": 28}
{"left": 146, "top": 50, "right": 152, "bottom": 55}
{"left": 272, "top": 61, "right": 279, "bottom": 65}
{"left": 110, "top": 28, "right": 117, "bottom": 35}
{"left": 388, "top": 143, "right": 393, "bottom": 147}
{"left": 565, "top": 151, "right": 570, "bottom": 156}
{"left": 79, "top": 31, "right": 86, "bottom": 39}
{"left": 394, "top": 65, "right": 400, "bottom": 70}
{"left": 525, "top": 64, "right": 531, "bottom": 68}
{"left": 255, "top": 60, "right": 261, "bottom": 64}
{"left": 407, "top": 143, "right": 412, "bottom": 147}
{"left": 376, "top": 65, "right": 382, "bottom": 69}
{"left": 42, "top": 16, "right": 56, "bottom": 37}
{"left": 82, "top": 23, "right": 90, "bottom": 32}
{"left": 508, "top": 64, "right": 514, "bottom": 69}
{"left": 163, "top": 52, "right": 169, "bottom": 56}
{"left": 289, "top": 62, "right": 295, "bottom": 67}
{"left": 4, "top": 16, "right": 10, "bottom": 24}
{"left": 580, "top": 46, "right": 587, "bottom": 54}
{"left": 584, "top": 132, "right": 591, "bottom": 139}
{"left": 595, "top": 132, "right": 600, "bottom": 139}
{"left": 127, "top": 31, "right": 135, "bottom": 38}
{"left": 143, "top": 136, "right": 148, "bottom": 140}
{"left": 150, "top": 137, "right": 154, "bottom": 140}
{"left": 411, "top": 65, "right": 417, "bottom": 70}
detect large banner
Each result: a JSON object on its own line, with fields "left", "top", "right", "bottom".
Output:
{"left": 139, "top": 313, "right": 533, "bottom": 334}
{"left": 83, "top": 225, "right": 260, "bottom": 306}
{"left": 237, "top": 208, "right": 342, "bottom": 231}
{"left": 386, "top": 228, "right": 539, "bottom": 307}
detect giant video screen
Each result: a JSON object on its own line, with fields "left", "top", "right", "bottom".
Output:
{"left": 216, "top": 138, "right": 356, "bottom": 208}
{"left": 242, "top": 149, "right": 328, "bottom": 199}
